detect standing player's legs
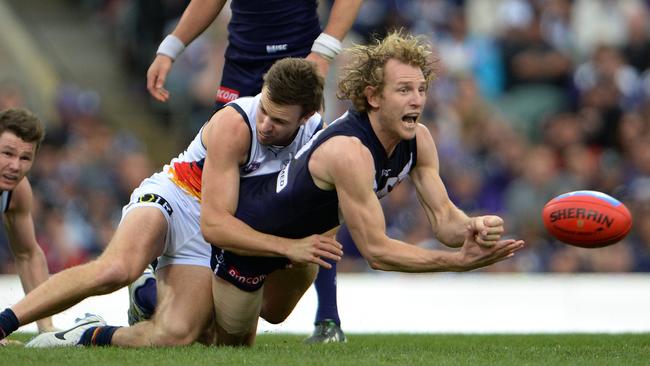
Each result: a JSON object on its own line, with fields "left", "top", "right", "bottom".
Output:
{"left": 1, "top": 206, "right": 167, "bottom": 341}
{"left": 305, "top": 226, "right": 348, "bottom": 344}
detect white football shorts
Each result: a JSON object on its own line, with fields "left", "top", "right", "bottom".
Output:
{"left": 121, "top": 172, "right": 211, "bottom": 269}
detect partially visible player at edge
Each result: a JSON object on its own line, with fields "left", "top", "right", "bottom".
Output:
{"left": 0, "top": 59, "right": 342, "bottom": 347}
{"left": 145, "top": 0, "right": 363, "bottom": 343}
{"left": 0, "top": 109, "right": 55, "bottom": 345}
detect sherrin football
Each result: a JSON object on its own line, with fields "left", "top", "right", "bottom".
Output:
{"left": 542, "top": 190, "right": 632, "bottom": 248}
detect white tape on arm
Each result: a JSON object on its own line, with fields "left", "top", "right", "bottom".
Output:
{"left": 156, "top": 34, "right": 186, "bottom": 60}
{"left": 310, "top": 32, "right": 342, "bottom": 61}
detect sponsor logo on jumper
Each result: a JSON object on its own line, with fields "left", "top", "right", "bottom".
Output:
{"left": 549, "top": 208, "right": 613, "bottom": 228}
{"left": 242, "top": 161, "right": 261, "bottom": 174}
{"left": 216, "top": 87, "right": 239, "bottom": 103}
{"left": 266, "top": 44, "right": 288, "bottom": 53}
{"left": 228, "top": 266, "right": 266, "bottom": 286}
{"left": 137, "top": 193, "right": 173, "bottom": 216}
{"left": 276, "top": 162, "right": 290, "bottom": 193}
{"left": 376, "top": 154, "right": 414, "bottom": 198}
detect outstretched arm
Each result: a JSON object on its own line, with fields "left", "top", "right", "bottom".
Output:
{"left": 4, "top": 179, "right": 55, "bottom": 332}
{"left": 147, "top": 0, "right": 228, "bottom": 102}
{"left": 309, "top": 135, "right": 523, "bottom": 273}
{"left": 199, "top": 108, "right": 342, "bottom": 268}
{"left": 306, "top": 0, "right": 363, "bottom": 76}
{"left": 410, "top": 125, "right": 505, "bottom": 248}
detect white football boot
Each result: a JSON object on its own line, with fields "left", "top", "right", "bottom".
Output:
{"left": 25, "top": 313, "right": 106, "bottom": 348}
{"left": 127, "top": 264, "right": 156, "bottom": 325}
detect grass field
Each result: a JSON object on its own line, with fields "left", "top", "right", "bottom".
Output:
{"left": 4, "top": 333, "right": 650, "bottom": 366}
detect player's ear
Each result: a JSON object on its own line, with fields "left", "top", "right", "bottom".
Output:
{"left": 364, "top": 86, "right": 379, "bottom": 108}
{"left": 300, "top": 111, "right": 316, "bottom": 124}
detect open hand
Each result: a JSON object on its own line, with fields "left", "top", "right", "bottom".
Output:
{"left": 286, "top": 234, "right": 343, "bottom": 269}
{"left": 458, "top": 225, "right": 524, "bottom": 271}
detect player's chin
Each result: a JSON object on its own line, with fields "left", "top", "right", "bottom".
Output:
{"left": 0, "top": 178, "right": 18, "bottom": 191}
{"left": 398, "top": 123, "right": 418, "bottom": 140}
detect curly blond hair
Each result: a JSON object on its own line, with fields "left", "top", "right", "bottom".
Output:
{"left": 337, "top": 31, "right": 436, "bottom": 113}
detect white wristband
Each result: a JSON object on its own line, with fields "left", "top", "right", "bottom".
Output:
{"left": 311, "top": 32, "right": 342, "bottom": 61}
{"left": 156, "top": 34, "right": 185, "bottom": 60}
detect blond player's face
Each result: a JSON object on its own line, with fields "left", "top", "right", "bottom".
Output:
{"left": 374, "top": 59, "right": 426, "bottom": 140}
{"left": 0, "top": 131, "right": 35, "bottom": 191}
{"left": 256, "top": 88, "right": 307, "bottom": 146}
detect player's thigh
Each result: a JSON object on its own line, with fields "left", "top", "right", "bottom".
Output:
{"left": 151, "top": 264, "right": 215, "bottom": 343}
{"left": 98, "top": 206, "right": 167, "bottom": 278}
{"left": 261, "top": 264, "right": 318, "bottom": 323}
{"left": 212, "top": 276, "right": 263, "bottom": 345}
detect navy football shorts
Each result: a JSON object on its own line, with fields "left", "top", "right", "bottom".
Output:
{"left": 211, "top": 246, "right": 291, "bottom": 292}
{"left": 214, "top": 60, "right": 271, "bottom": 111}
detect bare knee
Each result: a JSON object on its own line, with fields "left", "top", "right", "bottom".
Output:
{"left": 260, "top": 307, "right": 290, "bottom": 325}
{"left": 151, "top": 322, "right": 201, "bottom": 346}
{"left": 91, "top": 260, "right": 134, "bottom": 293}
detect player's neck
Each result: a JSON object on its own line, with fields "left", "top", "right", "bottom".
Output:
{"left": 367, "top": 112, "right": 400, "bottom": 157}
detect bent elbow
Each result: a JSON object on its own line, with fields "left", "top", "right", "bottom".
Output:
{"left": 366, "top": 259, "right": 385, "bottom": 271}
{"left": 200, "top": 218, "right": 228, "bottom": 248}
{"left": 364, "top": 251, "right": 393, "bottom": 271}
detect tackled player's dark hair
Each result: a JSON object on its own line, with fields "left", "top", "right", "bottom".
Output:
{"left": 263, "top": 58, "right": 324, "bottom": 117}
{"left": 0, "top": 108, "right": 45, "bottom": 151}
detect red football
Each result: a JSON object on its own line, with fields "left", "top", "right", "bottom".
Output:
{"left": 542, "top": 190, "right": 632, "bottom": 248}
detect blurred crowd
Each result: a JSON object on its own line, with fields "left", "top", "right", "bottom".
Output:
{"left": 0, "top": 81, "right": 153, "bottom": 274}
{"left": 2, "top": 0, "right": 650, "bottom": 274}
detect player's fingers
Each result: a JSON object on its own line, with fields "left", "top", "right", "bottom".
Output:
{"left": 317, "top": 235, "right": 343, "bottom": 249}
{"left": 477, "top": 234, "right": 502, "bottom": 243}
{"left": 155, "top": 72, "right": 168, "bottom": 90}
{"left": 314, "top": 257, "right": 333, "bottom": 269}
{"left": 482, "top": 224, "right": 504, "bottom": 235}
{"left": 317, "top": 243, "right": 343, "bottom": 256}
{"left": 469, "top": 217, "right": 487, "bottom": 235}
{"left": 146, "top": 66, "right": 157, "bottom": 90}
{"left": 495, "top": 239, "right": 524, "bottom": 256}
{"left": 483, "top": 215, "right": 504, "bottom": 227}
{"left": 150, "top": 88, "right": 170, "bottom": 103}
{"left": 315, "top": 249, "right": 342, "bottom": 262}
{"left": 475, "top": 237, "right": 496, "bottom": 248}
{"left": 158, "top": 88, "right": 170, "bottom": 101}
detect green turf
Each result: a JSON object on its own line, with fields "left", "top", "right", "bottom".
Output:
{"left": 4, "top": 333, "right": 650, "bottom": 366}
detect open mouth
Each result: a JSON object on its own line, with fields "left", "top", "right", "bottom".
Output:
{"left": 402, "top": 113, "right": 419, "bottom": 124}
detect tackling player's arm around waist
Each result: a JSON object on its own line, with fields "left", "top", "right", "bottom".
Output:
{"left": 199, "top": 92, "right": 342, "bottom": 269}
